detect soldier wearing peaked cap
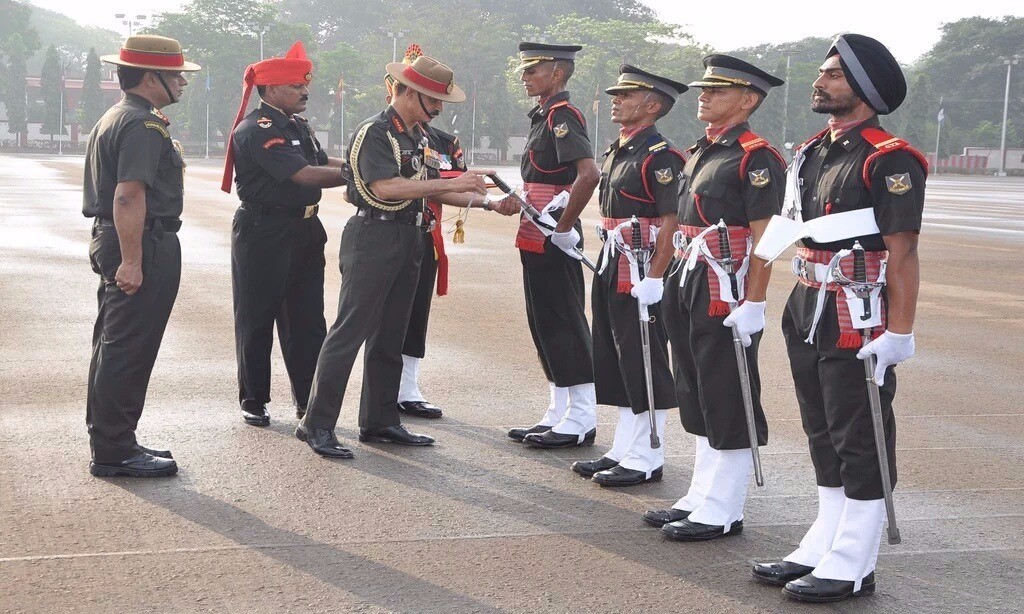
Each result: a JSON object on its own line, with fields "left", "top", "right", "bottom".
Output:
{"left": 222, "top": 41, "right": 348, "bottom": 429}
{"left": 644, "top": 55, "right": 787, "bottom": 540}
{"left": 751, "top": 34, "right": 927, "bottom": 603}
{"left": 563, "top": 66, "right": 686, "bottom": 487}
{"left": 83, "top": 35, "right": 201, "bottom": 477}
{"left": 296, "top": 55, "right": 513, "bottom": 459}
{"left": 506, "top": 43, "right": 604, "bottom": 451}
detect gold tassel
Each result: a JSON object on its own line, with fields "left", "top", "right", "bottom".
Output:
{"left": 453, "top": 219, "right": 465, "bottom": 244}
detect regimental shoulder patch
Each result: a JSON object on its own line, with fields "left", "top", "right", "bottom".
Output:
{"left": 885, "top": 173, "right": 912, "bottom": 195}
{"left": 655, "top": 168, "right": 673, "bottom": 185}
{"left": 748, "top": 168, "right": 770, "bottom": 188}
{"left": 143, "top": 121, "right": 169, "bottom": 138}
{"left": 553, "top": 122, "right": 569, "bottom": 139}
{"left": 257, "top": 117, "right": 273, "bottom": 129}
{"left": 263, "top": 137, "right": 286, "bottom": 149}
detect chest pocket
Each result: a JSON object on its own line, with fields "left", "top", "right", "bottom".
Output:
{"left": 611, "top": 159, "right": 654, "bottom": 204}
{"left": 527, "top": 132, "right": 569, "bottom": 174}
{"left": 167, "top": 144, "right": 184, "bottom": 194}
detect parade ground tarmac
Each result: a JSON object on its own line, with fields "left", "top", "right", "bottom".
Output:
{"left": 1, "top": 153, "right": 1022, "bottom": 613}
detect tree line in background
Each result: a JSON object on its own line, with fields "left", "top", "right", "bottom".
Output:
{"left": 1, "top": 0, "right": 1021, "bottom": 160}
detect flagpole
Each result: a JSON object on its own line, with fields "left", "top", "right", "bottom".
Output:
{"left": 593, "top": 97, "right": 599, "bottom": 157}
{"left": 340, "top": 77, "right": 345, "bottom": 158}
{"left": 205, "top": 69, "right": 211, "bottom": 159}
{"left": 934, "top": 96, "right": 943, "bottom": 175}
{"left": 470, "top": 82, "right": 477, "bottom": 166}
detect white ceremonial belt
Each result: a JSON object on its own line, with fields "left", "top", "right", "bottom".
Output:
{"left": 754, "top": 208, "right": 881, "bottom": 264}
{"left": 791, "top": 257, "right": 831, "bottom": 285}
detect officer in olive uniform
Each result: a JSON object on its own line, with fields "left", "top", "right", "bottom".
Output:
{"left": 297, "top": 55, "right": 506, "bottom": 458}
{"left": 221, "top": 42, "right": 347, "bottom": 427}
{"left": 645, "top": 55, "right": 786, "bottom": 540}
{"left": 83, "top": 35, "right": 201, "bottom": 477}
{"left": 560, "top": 66, "right": 687, "bottom": 487}
{"left": 751, "top": 35, "right": 926, "bottom": 603}
{"left": 506, "top": 43, "right": 603, "bottom": 449}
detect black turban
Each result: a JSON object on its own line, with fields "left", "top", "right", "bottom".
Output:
{"left": 827, "top": 33, "right": 906, "bottom": 115}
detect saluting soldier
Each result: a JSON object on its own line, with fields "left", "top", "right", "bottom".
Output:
{"left": 221, "top": 41, "right": 347, "bottom": 427}
{"left": 505, "top": 43, "right": 603, "bottom": 449}
{"left": 385, "top": 44, "right": 468, "bottom": 420}
{"left": 644, "top": 55, "right": 786, "bottom": 539}
{"left": 83, "top": 35, "right": 201, "bottom": 477}
{"left": 296, "top": 55, "right": 514, "bottom": 458}
{"left": 561, "top": 66, "right": 686, "bottom": 486}
{"left": 751, "top": 35, "right": 926, "bottom": 603}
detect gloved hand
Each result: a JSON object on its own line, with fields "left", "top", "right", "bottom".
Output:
{"left": 722, "top": 301, "right": 766, "bottom": 347}
{"left": 630, "top": 276, "right": 664, "bottom": 306}
{"left": 551, "top": 228, "right": 582, "bottom": 260}
{"left": 857, "top": 330, "right": 915, "bottom": 385}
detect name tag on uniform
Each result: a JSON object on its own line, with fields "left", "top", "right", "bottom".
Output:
{"left": 291, "top": 140, "right": 301, "bottom": 145}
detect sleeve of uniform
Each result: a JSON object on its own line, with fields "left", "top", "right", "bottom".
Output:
{"left": 357, "top": 123, "right": 401, "bottom": 185}
{"left": 645, "top": 150, "right": 684, "bottom": 217}
{"left": 449, "top": 136, "right": 467, "bottom": 171}
{"left": 246, "top": 123, "right": 309, "bottom": 183}
{"left": 116, "top": 119, "right": 167, "bottom": 187}
{"left": 869, "top": 150, "right": 926, "bottom": 235}
{"left": 740, "top": 148, "right": 786, "bottom": 223}
{"left": 550, "top": 106, "right": 593, "bottom": 164}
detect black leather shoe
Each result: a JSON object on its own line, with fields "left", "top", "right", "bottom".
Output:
{"left": 359, "top": 425, "right": 435, "bottom": 446}
{"left": 295, "top": 406, "right": 306, "bottom": 420}
{"left": 397, "top": 400, "right": 443, "bottom": 419}
{"left": 89, "top": 453, "right": 178, "bottom": 477}
{"left": 751, "top": 560, "right": 815, "bottom": 586}
{"left": 784, "top": 572, "right": 876, "bottom": 603}
{"left": 522, "top": 428, "right": 596, "bottom": 448}
{"left": 241, "top": 400, "right": 270, "bottom": 427}
{"left": 135, "top": 444, "right": 173, "bottom": 459}
{"left": 592, "top": 465, "right": 663, "bottom": 487}
{"left": 508, "top": 424, "right": 552, "bottom": 442}
{"left": 642, "top": 508, "right": 691, "bottom": 527}
{"left": 295, "top": 424, "right": 354, "bottom": 459}
{"left": 571, "top": 456, "right": 618, "bottom": 478}
{"left": 661, "top": 517, "right": 743, "bottom": 541}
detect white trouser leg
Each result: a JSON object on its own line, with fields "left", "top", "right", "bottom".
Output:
{"left": 812, "top": 498, "right": 886, "bottom": 592}
{"left": 686, "top": 448, "right": 753, "bottom": 532}
{"left": 617, "top": 410, "right": 668, "bottom": 476}
{"left": 605, "top": 407, "right": 636, "bottom": 463}
{"left": 673, "top": 436, "right": 718, "bottom": 511}
{"left": 538, "top": 382, "right": 569, "bottom": 427}
{"left": 553, "top": 383, "right": 597, "bottom": 437}
{"left": 398, "top": 355, "right": 425, "bottom": 403}
{"left": 784, "top": 486, "right": 846, "bottom": 567}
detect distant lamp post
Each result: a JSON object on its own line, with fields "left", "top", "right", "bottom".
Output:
{"left": 114, "top": 13, "right": 147, "bottom": 37}
{"left": 779, "top": 48, "right": 796, "bottom": 152}
{"left": 259, "top": 29, "right": 267, "bottom": 61}
{"left": 386, "top": 30, "right": 408, "bottom": 63}
{"left": 997, "top": 55, "right": 1020, "bottom": 177}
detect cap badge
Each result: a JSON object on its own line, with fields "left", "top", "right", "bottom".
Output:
{"left": 885, "top": 173, "right": 911, "bottom": 195}
{"left": 446, "top": 80, "right": 453, "bottom": 95}
{"left": 304, "top": 72, "right": 313, "bottom": 83}
{"left": 748, "top": 168, "right": 770, "bottom": 188}
{"left": 257, "top": 117, "right": 273, "bottom": 129}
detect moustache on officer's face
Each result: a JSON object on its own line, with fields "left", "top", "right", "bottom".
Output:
{"left": 427, "top": 110, "right": 441, "bottom": 118}
{"left": 300, "top": 96, "right": 309, "bottom": 102}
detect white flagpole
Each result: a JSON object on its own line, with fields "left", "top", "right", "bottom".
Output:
{"left": 934, "top": 96, "right": 943, "bottom": 175}
{"left": 205, "top": 69, "right": 210, "bottom": 159}
{"left": 470, "top": 82, "right": 477, "bottom": 166}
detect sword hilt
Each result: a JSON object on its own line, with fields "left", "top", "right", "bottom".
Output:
{"left": 852, "top": 241, "right": 871, "bottom": 321}
{"left": 630, "top": 216, "right": 645, "bottom": 282}
{"left": 716, "top": 219, "right": 739, "bottom": 302}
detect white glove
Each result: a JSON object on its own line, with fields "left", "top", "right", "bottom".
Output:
{"left": 551, "top": 228, "right": 582, "bottom": 260}
{"left": 722, "top": 300, "right": 766, "bottom": 348}
{"left": 631, "top": 276, "right": 664, "bottom": 306}
{"left": 857, "top": 331, "right": 915, "bottom": 385}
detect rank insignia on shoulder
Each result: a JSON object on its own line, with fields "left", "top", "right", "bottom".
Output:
{"left": 655, "top": 168, "right": 673, "bottom": 185}
{"left": 553, "top": 122, "right": 569, "bottom": 139}
{"left": 144, "top": 121, "right": 169, "bottom": 138}
{"left": 885, "top": 173, "right": 912, "bottom": 195}
{"left": 748, "top": 168, "right": 770, "bottom": 188}
{"left": 257, "top": 117, "right": 273, "bottom": 129}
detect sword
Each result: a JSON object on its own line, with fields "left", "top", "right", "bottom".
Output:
{"left": 852, "top": 241, "right": 902, "bottom": 545}
{"left": 488, "top": 173, "right": 598, "bottom": 272}
{"left": 630, "top": 215, "right": 661, "bottom": 450}
{"left": 716, "top": 219, "right": 765, "bottom": 487}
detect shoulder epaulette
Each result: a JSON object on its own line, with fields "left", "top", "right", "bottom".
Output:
{"left": 546, "top": 100, "right": 586, "bottom": 130}
{"left": 647, "top": 133, "right": 668, "bottom": 153}
{"left": 736, "top": 130, "right": 785, "bottom": 180}
{"left": 638, "top": 132, "right": 686, "bottom": 202}
{"left": 859, "top": 127, "right": 930, "bottom": 188}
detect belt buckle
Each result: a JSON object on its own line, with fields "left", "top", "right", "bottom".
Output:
{"left": 303, "top": 205, "right": 317, "bottom": 219}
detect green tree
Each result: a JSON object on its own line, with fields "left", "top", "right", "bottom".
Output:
{"left": 1, "top": 0, "right": 41, "bottom": 57}
{"left": 38, "top": 44, "right": 66, "bottom": 138}
{"left": 78, "top": 47, "right": 105, "bottom": 134}
{"left": 4, "top": 32, "right": 29, "bottom": 143}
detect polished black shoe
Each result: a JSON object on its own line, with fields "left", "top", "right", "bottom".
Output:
{"left": 241, "top": 400, "right": 270, "bottom": 427}
{"left": 397, "top": 400, "right": 443, "bottom": 419}
{"left": 661, "top": 517, "right": 743, "bottom": 541}
{"left": 784, "top": 572, "right": 876, "bottom": 603}
{"left": 89, "top": 453, "right": 178, "bottom": 477}
{"left": 522, "top": 428, "right": 596, "bottom": 449}
{"left": 751, "top": 560, "right": 815, "bottom": 586}
{"left": 571, "top": 456, "right": 618, "bottom": 478}
{"left": 359, "top": 424, "right": 435, "bottom": 446}
{"left": 642, "top": 508, "right": 691, "bottom": 528}
{"left": 295, "top": 406, "right": 306, "bottom": 420}
{"left": 592, "top": 465, "right": 663, "bottom": 487}
{"left": 135, "top": 444, "right": 173, "bottom": 459}
{"left": 295, "top": 424, "right": 354, "bottom": 459}
{"left": 508, "top": 424, "right": 552, "bottom": 442}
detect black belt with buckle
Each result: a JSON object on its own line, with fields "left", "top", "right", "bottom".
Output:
{"left": 241, "top": 202, "right": 319, "bottom": 219}
{"left": 94, "top": 217, "right": 182, "bottom": 232}
{"left": 356, "top": 207, "right": 426, "bottom": 227}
